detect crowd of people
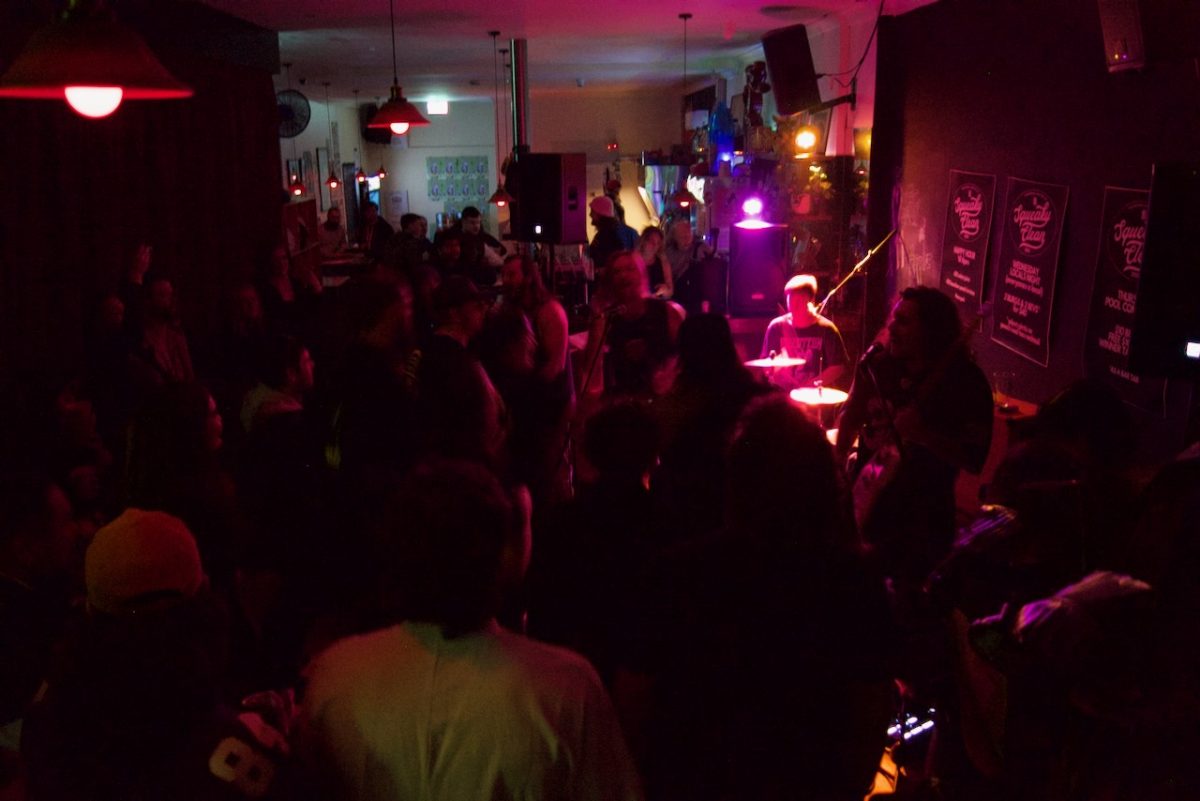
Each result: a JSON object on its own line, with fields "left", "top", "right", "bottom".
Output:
{"left": 0, "top": 211, "right": 1197, "bottom": 801}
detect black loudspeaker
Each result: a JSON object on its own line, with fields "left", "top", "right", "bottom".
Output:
{"left": 1130, "top": 162, "right": 1200, "bottom": 377}
{"left": 359, "top": 103, "right": 392, "bottom": 145}
{"left": 728, "top": 223, "right": 789, "bottom": 317}
{"left": 1097, "top": 0, "right": 1145, "bottom": 71}
{"left": 507, "top": 153, "right": 587, "bottom": 244}
{"left": 761, "top": 24, "right": 822, "bottom": 115}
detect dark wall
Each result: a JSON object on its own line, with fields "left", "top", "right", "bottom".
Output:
{"left": 0, "top": 2, "right": 280, "bottom": 395}
{"left": 874, "top": 0, "right": 1200, "bottom": 458}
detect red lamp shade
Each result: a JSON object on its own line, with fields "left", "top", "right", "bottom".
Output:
{"left": 366, "top": 85, "right": 429, "bottom": 135}
{"left": 672, "top": 188, "right": 694, "bottom": 208}
{"left": 326, "top": 171, "right": 340, "bottom": 190}
{"left": 488, "top": 183, "right": 514, "bottom": 208}
{"left": 355, "top": 167, "right": 367, "bottom": 184}
{"left": 0, "top": 12, "right": 192, "bottom": 119}
{"left": 376, "top": 165, "right": 388, "bottom": 180}
{"left": 288, "top": 176, "right": 305, "bottom": 196}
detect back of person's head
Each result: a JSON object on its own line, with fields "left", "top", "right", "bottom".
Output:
{"left": 400, "top": 212, "right": 421, "bottom": 231}
{"left": 461, "top": 206, "right": 482, "bottom": 220}
{"left": 125, "top": 382, "right": 215, "bottom": 506}
{"left": 1034, "top": 378, "right": 1138, "bottom": 471}
{"left": 899, "top": 285, "right": 963, "bottom": 360}
{"left": 259, "top": 334, "right": 307, "bottom": 390}
{"left": 584, "top": 400, "right": 660, "bottom": 480}
{"left": 477, "top": 305, "right": 535, "bottom": 378}
{"left": 726, "top": 396, "right": 843, "bottom": 550}
{"left": 676, "top": 313, "right": 745, "bottom": 384}
{"left": 375, "top": 460, "right": 515, "bottom": 636}
{"left": 86, "top": 508, "right": 206, "bottom": 615}
{"left": 28, "top": 509, "right": 228, "bottom": 801}
{"left": 338, "top": 275, "right": 414, "bottom": 349}
{"left": 987, "top": 438, "right": 1091, "bottom": 571}
{"left": 0, "top": 470, "right": 76, "bottom": 584}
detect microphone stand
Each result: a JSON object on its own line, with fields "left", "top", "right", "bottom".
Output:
{"left": 816, "top": 228, "right": 896, "bottom": 317}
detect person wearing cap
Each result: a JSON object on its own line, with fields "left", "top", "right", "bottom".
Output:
{"left": 760, "top": 273, "right": 848, "bottom": 392}
{"left": 587, "top": 195, "right": 627, "bottom": 277}
{"left": 22, "top": 508, "right": 289, "bottom": 801}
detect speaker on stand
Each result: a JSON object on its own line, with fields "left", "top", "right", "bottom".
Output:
{"left": 728, "top": 222, "right": 789, "bottom": 317}
{"left": 507, "top": 153, "right": 587, "bottom": 244}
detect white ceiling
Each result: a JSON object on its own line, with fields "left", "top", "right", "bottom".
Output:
{"left": 199, "top": 0, "right": 936, "bottom": 101}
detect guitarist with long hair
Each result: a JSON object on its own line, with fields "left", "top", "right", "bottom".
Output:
{"left": 836, "top": 286, "right": 994, "bottom": 589}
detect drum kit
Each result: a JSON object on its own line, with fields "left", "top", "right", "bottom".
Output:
{"left": 743, "top": 354, "right": 849, "bottom": 435}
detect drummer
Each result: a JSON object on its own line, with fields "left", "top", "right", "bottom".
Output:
{"left": 760, "top": 274, "right": 848, "bottom": 392}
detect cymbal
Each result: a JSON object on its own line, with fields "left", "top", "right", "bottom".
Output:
{"left": 789, "top": 386, "right": 849, "bottom": 406}
{"left": 744, "top": 355, "right": 806, "bottom": 368}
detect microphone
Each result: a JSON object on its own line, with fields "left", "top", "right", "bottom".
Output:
{"left": 860, "top": 342, "right": 885, "bottom": 363}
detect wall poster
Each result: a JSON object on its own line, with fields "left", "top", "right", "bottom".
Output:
{"left": 990, "top": 177, "right": 1069, "bottom": 366}
{"left": 426, "top": 156, "right": 490, "bottom": 218}
{"left": 1082, "top": 186, "right": 1166, "bottom": 413}
{"left": 939, "top": 170, "right": 997, "bottom": 318}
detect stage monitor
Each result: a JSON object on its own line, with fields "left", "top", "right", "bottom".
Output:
{"left": 1129, "top": 161, "right": 1200, "bottom": 377}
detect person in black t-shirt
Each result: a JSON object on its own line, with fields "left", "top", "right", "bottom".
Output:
{"left": 760, "top": 273, "right": 847, "bottom": 391}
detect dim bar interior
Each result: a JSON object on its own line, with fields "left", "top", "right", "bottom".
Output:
{"left": 1, "top": 1, "right": 1199, "bottom": 799}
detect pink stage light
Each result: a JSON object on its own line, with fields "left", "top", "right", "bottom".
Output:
{"left": 734, "top": 219, "right": 774, "bottom": 230}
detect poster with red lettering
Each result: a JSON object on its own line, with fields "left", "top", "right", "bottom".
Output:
{"left": 940, "top": 170, "right": 996, "bottom": 317}
{"left": 990, "top": 177, "right": 1069, "bottom": 366}
{"left": 1083, "top": 186, "right": 1166, "bottom": 413}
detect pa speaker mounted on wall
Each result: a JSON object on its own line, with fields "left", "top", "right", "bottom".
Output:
{"left": 761, "top": 24, "right": 822, "bottom": 116}
{"left": 507, "top": 153, "right": 587, "bottom": 244}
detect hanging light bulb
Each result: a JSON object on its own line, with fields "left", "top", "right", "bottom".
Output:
{"left": 488, "top": 185, "right": 515, "bottom": 207}
{"left": 377, "top": 164, "right": 387, "bottom": 180}
{"left": 672, "top": 188, "right": 694, "bottom": 208}
{"left": 678, "top": 12, "right": 692, "bottom": 152}
{"left": 367, "top": 0, "right": 429, "bottom": 136}
{"left": 0, "top": 4, "right": 192, "bottom": 119}
{"left": 351, "top": 88, "right": 368, "bottom": 184}
{"left": 282, "top": 63, "right": 305, "bottom": 197}
{"left": 322, "top": 82, "right": 341, "bottom": 191}
{"left": 487, "top": 31, "right": 513, "bottom": 209}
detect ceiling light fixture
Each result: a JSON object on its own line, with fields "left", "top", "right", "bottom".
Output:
{"left": 283, "top": 62, "right": 305, "bottom": 196}
{"left": 366, "top": 0, "right": 429, "bottom": 136}
{"left": 671, "top": 12, "right": 696, "bottom": 210}
{"left": 352, "top": 89, "right": 367, "bottom": 184}
{"left": 322, "top": 82, "right": 340, "bottom": 190}
{"left": 0, "top": 1, "right": 193, "bottom": 119}
{"left": 487, "top": 31, "right": 514, "bottom": 208}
